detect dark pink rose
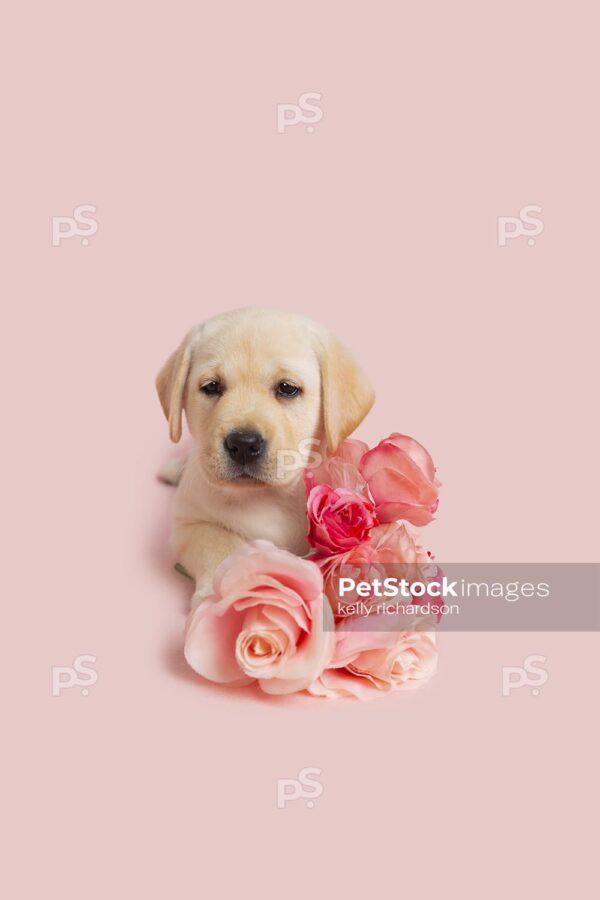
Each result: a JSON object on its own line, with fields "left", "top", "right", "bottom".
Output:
{"left": 307, "top": 484, "right": 378, "bottom": 555}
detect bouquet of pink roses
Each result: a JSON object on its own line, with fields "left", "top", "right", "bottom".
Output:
{"left": 184, "top": 433, "right": 441, "bottom": 699}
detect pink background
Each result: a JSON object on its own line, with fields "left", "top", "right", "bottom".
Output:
{"left": 3, "top": 2, "right": 598, "bottom": 898}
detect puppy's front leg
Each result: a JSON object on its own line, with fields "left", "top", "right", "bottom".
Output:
{"left": 172, "top": 521, "right": 244, "bottom": 608}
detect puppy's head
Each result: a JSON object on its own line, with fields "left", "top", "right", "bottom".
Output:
{"left": 156, "top": 308, "right": 374, "bottom": 487}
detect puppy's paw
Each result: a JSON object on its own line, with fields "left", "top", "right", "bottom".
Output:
{"left": 158, "top": 456, "right": 187, "bottom": 486}
{"left": 191, "top": 576, "right": 215, "bottom": 609}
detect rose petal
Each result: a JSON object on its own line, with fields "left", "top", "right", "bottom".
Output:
{"left": 385, "top": 434, "right": 437, "bottom": 483}
{"left": 184, "top": 602, "right": 254, "bottom": 686}
{"left": 259, "top": 598, "right": 335, "bottom": 693}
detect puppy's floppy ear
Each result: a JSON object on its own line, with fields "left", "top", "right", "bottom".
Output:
{"left": 317, "top": 333, "right": 375, "bottom": 452}
{"left": 156, "top": 331, "right": 195, "bottom": 443}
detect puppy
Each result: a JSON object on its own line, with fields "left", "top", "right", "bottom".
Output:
{"left": 156, "top": 308, "right": 374, "bottom": 605}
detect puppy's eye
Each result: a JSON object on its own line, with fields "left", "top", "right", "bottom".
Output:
{"left": 200, "top": 381, "right": 223, "bottom": 396}
{"left": 276, "top": 381, "right": 301, "bottom": 398}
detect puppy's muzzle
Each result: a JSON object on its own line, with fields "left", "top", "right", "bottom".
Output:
{"left": 224, "top": 430, "right": 267, "bottom": 465}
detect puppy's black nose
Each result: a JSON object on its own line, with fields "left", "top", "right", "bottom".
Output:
{"left": 224, "top": 430, "right": 266, "bottom": 465}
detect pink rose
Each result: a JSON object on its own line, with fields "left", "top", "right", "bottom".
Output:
{"left": 184, "top": 541, "right": 335, "bottom": 695}
{"left": 306, "top": 484, "right": 379, "bottom": 555}
{"left": 360, "top": 433, "right": 440, "bottom": 526}
{"left": 305, "top": 438, "right": 370, "bottom": 497}
{"left": 318, "top": 521, "right": 436, "bottom": 615}
{"left": 309, "top": 618, "right": 438, "bottom": 699}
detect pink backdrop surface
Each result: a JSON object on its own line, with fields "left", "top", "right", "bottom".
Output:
{"left": 2, "top": 2, "right": 598, "bottom": 898}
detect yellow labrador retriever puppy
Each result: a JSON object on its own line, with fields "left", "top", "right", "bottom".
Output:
{"left": 156, "top": 308, "right": 374, "bottom": 606}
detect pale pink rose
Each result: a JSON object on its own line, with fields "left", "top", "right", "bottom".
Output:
{"left": 307, "top": 484, "right": 378, "bottom": 555}
{"left": 309, "top": 618, "right": 438, "bottom": 699}
{"left": 318, "top": 521, "right": 436, "bottom": 616}
{"left": 305, "top": 438, "right": 370, "bottom": 497}
{"left": 330, "top": 438, "right": 370, "bottom": 468}
{"left": 184, "top": 541, "right": 335, "bottom": 695}
{"left": 359, "top": 433, "right": 440, "bottom": 526}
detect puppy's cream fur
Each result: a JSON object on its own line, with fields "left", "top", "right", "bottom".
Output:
{"left": 157, "top": 308, "right": 374, "bottom": 605}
